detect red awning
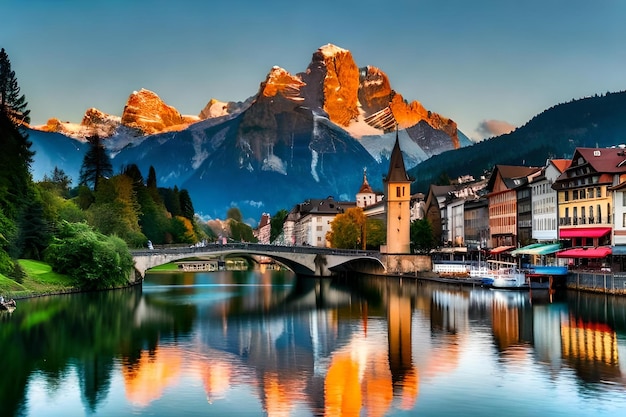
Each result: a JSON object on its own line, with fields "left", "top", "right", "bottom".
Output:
{"left": 559, "top": 228, "right": 611, "bottom": 239}
{"left": 490, "top": 245, "right": 515, "bottom": 254}
{"left": 556, "top": 246, "right": 612, "bottom": 258}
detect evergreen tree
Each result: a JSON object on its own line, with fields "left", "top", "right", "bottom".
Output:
{"left": 12, "top": 197, "right": 49, "bottom": 260}
{"left": 159, "top": 185, "right": 181, "bottom": 216}
{"left": 0, "top": 48, "right": 30, "bottom": 125}
{"left": 179, "top": 189, "right": 195, "bottom": 220}
{"left": 0, "top": 109, "right": 33, "bottom": 220}
{"left": 79, "top": 135, "right": 112, "bottom": 192}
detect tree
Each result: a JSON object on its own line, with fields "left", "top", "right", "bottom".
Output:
{"left": 229, "top": 218, "right": 257, "bottom": 242}
{"left": 227, "top": 207, "right": 243, "bottom": 222}
{"left": 87, "top": 175, "right": 145, "bottom": 246}
{"left": 159, "top": 185, "right": 181, "bottom": 217}
{"left": 365, "top": 218, "right": 386, "bottom": 249}
{"left": 0, "top": 110, "right": 33, "bottom": 220}
{"left": 0, "top": 48, "right": 30, "bottom": 125}
{"left": 327, "top": 207, "right": 366, "bottom": 249}
{"left": 79, "top": 134, "right": 112, "bottom": 192}
{"left": 179, "top": 189, "right": 195, "bottom": 220}
{"left": 44, "top": 221, "right": 134, "bottom": 290}
{"left": 411, "top": 218, "right": 435, "bottom": 254}
{"left": 41, "top": 166, "right": 72, "bottom": 198}
{"left": 270, "top": 209, "right": 288, "bottom": 243}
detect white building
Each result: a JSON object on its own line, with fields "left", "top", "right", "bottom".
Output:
{"left": 284, "top": 197, "right": 357, "bottom": 247}
{"left": 531, "top": 159, "right": 570, "bottom": 242}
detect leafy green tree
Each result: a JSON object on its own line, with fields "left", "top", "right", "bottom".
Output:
{"left": 0, "top": 48, "right": 30, "bottom": 125}
{"left": 44, "top": 221, "right": 134, "bottom": 290}
{"left": 365, "top": 218, "right": 386, "bottom": 250}
{"left": 120, "top": 165, "right": 171, "bottom": 244}
{"left": 411, "top": 218, "right": 435, "bottom": 254}
{"left": 87, "top": 175, "right": 145, "bottom": 246}
{"left": 79, "top": 135, "right": 112, "bottom": 192}
{"left": 227, "top": 207, "right": 243, "bottom": 222}
{"left": 170, "top": 216, "right": 196, "bottom": 243}
{"left": 229, "top": 219, "right": 257, "bottom": 242}
{"left": 327, "top": 207, "right": 366, "bottom": 249}
{"left": 270, "top": 209, "right": 288, "bottom": 243}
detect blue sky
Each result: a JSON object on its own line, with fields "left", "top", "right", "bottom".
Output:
{"left": 2, "top": 0, "right": 624, "bottom": 141}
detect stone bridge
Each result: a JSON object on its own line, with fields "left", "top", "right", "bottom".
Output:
{"left": 131, "top": 243, "right": 387, "bottom": 278}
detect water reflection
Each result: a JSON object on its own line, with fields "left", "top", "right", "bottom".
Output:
{"left": 2, "top": 271, "right": 626, "bottom": 416}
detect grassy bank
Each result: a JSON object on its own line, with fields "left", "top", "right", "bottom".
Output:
{"left": 0, "top": 261, "right": 181, "bottom": 299}
{"left": 1, "top": 260, "right": 77, "bottom": 299}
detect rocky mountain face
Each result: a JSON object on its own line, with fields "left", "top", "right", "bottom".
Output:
{"left": 29, "top": 43, "right": 469, "bottom": 224}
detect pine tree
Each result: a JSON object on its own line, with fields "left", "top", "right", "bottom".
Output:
{"left": 0, "top": 48, "right": 30, "bottom": 125}
{"left": 0, "top": 110, "right": 33, "bottom": 220}
{"left": 79, "top": 135, "right": 113, "bottom": 192}
{"left": 179, "top": 189, "right": 195, "bottom": 220}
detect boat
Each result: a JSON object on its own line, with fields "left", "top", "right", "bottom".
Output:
{"left": 487, "top": 261, "right": 529, "bottom": 289}
{"left": 479, "top": 260, "right": 528, "bottom": 290}
{"left": 0, "top": 297, "right": 16, "bottom": 313}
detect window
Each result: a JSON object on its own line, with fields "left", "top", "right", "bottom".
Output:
{"left": 573, "top": 190, "right": 579, "bottom": 200}
{"left": 564, "top": 191, "right": 569, "bottom": 201}
{"left": 598, "top": 204, "right": 602, "bottom": 223}
{"left": 580, "top": 189, "right": 586, "bottom": 199}
{"left": 597, "top": 187, "right": 602, "bottom": 198}
{"left": 396, "top": 187, "right": 401, "bottom": 197}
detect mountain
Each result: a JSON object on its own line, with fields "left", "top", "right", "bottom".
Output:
{"left": 28, "top": 44, "right": 468, "bottom": 224}
{"left": 408, "top": 91, "right": 626, "bottom": 194}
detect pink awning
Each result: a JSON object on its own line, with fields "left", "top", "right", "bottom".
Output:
{"left": 559, "top": 228, "right": 611, "bottom": 239}
{"left": 556, "top": 246, "right": 612, "bottom": 258}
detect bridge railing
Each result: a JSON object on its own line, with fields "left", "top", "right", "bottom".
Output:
{"left": 131, "top": 242, "right": 381, "bottom": 258}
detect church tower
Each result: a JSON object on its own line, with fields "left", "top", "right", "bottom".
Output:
{"left": 356, "top": 168, "right": 376, "bottom": 208}
{"left": 384, "top": 132, "right": 412, "bottom": 254}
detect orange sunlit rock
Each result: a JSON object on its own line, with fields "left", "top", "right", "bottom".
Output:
{"left": 121, "top": 88, "right": 193, "bottom": 135}
{"left": 122, "top": 346, "right": 183, "bottom": 407}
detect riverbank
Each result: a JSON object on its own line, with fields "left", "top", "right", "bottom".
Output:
{"left": 0, "top": 260, "right": 180, "bottom": 300}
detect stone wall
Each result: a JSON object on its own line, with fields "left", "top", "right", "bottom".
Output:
{"left": 380, "top": 254, "right": 432, "bottom": 275}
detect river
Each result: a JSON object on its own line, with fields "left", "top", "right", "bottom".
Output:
{"left": 1, "top": 268, "right": 626, "bottom": 416}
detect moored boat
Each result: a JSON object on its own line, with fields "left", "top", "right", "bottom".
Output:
{"left": 1, "top": 297, "right": 16, "bottom": 313}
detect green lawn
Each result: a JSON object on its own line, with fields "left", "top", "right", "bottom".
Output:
{"left": 0, "top": 260, "right": 75, "bottom": 298}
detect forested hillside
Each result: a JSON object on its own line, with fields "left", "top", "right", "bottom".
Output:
{"left": 409, "top": 91, "right": 626, "bottom": 193}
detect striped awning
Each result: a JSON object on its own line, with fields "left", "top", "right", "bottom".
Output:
{"left": 526, "top": 243, "right": 561, "bottom": 256}
{"left": 510, "top": 243, "right": 546, "bottom": 256}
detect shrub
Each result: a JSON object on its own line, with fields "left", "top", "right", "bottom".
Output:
{"left": 44, "top": 221, "right": 134, "bottom": 290}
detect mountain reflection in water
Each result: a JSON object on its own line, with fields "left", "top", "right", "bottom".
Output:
{"left": 1, "top": 269, "right": 626, "bottom": 416}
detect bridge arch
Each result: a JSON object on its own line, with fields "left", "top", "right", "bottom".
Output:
{"left": 131, "top": 244, "right": 386, "bottom": 278}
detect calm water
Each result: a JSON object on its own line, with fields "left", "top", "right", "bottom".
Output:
{"left": 2, "top": 269, "right": 626, "bottom": 416}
